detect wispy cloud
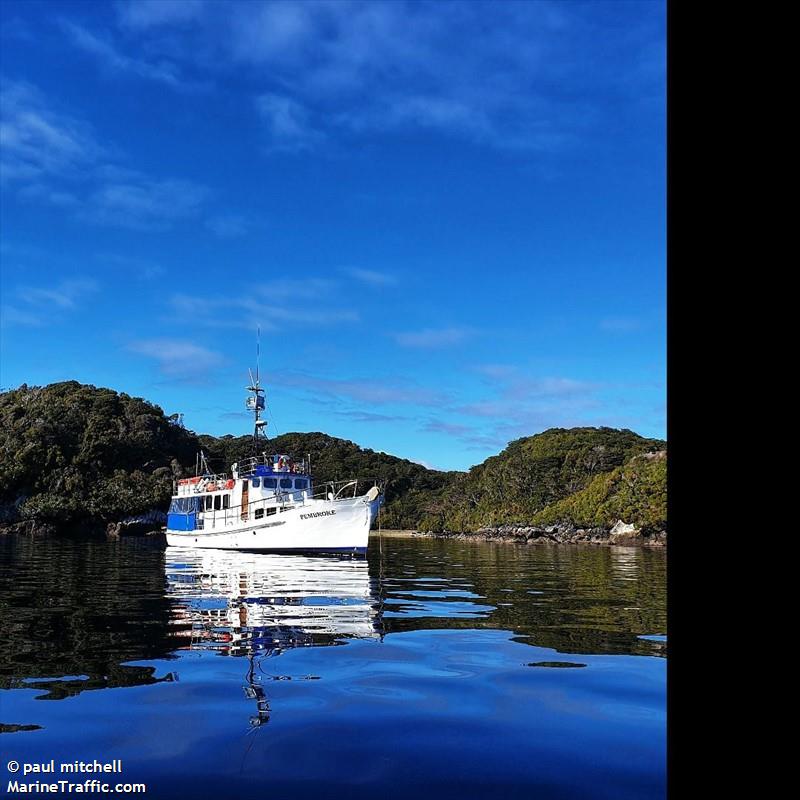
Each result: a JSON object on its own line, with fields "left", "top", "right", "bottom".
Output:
{"left": 96, "top": 253, "right": 164, "bottom": 280}
{"left": 345, "top": 267, "right": 397, "bottom": 287}
{"left": 83, "top": 177, "right": 209, "bottom": 230}
{"left": 167, "top": 279, "right": 359, "bottom": 329}
{"left": 205, "top": 214, "right": 249, "bottom": 237}
{"left": 411, "top": 368, "right": 610, "bottom": 454}
{"left": 110, "top": 0, "right": 663, "bottom": 153}
{"left": 0, "top": 306, "right": 46, "bottom": 328}
{"left": 0, "top": 80, "right": 212, "bottom": 230}
{"left": 600, "top": 316, "right": 642, "bottom": 333}
{"left": 117, "top": 0, "right": 209, "bottom": 30}
{"left": 128, "top": 337, "right": 225, "bottom": 381}
{"left": 394, "top": 326, "right": 474, "bottom": 348}
{"left": 18, "top": 279, "right": 97, "bottom": 309}
{"left": 1, "top": 278, "right": 98, "bottom": 328}
{"left": 422, "top": 419, "right": 473, "bottom": 437}
{"left": 59, "top": 19, "right": 187, "bottom": 89}
{"left": 334, "top": 409, "right": 409, "bottom": 424}
{"left": 255, "top": 92, "right": 323, "bottom": 152}
{"left": 0, "top": 79, "right": 104, "bottom": 182}
{"left": 273, "top": 369, "right": 448, "bottom": 407}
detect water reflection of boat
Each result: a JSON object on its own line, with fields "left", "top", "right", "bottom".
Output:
{"left": 164, "top": 548, "right": 383, "bottom": 726}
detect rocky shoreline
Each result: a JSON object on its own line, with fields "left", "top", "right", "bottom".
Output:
{"left": 414, "top": 520, "right": 666, "bottom": 547}
{"left": 4, "top": 515, "right": 664, "bottom": 548}
{"left": 0, "top": 509, "right": 167, "bottom": 541}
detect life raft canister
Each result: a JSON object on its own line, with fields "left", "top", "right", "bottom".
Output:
{"left": 225, "top": 479, "right": 235, "bottom": 489}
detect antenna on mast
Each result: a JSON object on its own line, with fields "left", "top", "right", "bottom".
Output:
{"left": 245, "top": 327, "right": 267, "bottom": 452}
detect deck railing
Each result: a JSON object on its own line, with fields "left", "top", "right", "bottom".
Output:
{"left": 237, "top": 454, "right": 308, "bottom": 477}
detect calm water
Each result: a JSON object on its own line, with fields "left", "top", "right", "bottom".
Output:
{"left": 0, "top": 534, "right": 666, "bottom": 799}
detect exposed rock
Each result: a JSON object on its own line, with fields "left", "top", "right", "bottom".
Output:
{"left": 0, "top": 519, "right": 59, "bottom": 537}
{"left": 609, "top": 520, "right": 642, "bottom": 542}
{"left": 417, "top": 520, "right": 664, "bottom": 547}
{"left": 105, "top": 510, "right": 166, "bottom": 540}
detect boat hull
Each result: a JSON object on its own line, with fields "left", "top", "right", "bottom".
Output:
{"left": 165, "top": 495, "right": 379, "bottom": 552}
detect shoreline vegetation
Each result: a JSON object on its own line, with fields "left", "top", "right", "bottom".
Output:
{"left": 1, "top": 382, "right": 666, "bottom": 546}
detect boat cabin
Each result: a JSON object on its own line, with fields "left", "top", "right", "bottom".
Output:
{"left": 168, "top": 453, "right": 313, "bottom": 533}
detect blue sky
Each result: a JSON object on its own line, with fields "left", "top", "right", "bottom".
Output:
{"left": 0, "top": 0, "right": 665, "bottom": 471}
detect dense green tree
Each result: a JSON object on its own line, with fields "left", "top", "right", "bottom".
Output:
{"left": 0, "top": 382, "right": 198, "bottom": 529}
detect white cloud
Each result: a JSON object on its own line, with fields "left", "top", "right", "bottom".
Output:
{"left": 59, "top": 19, "right": 185, "bottom": 88}
{"left": 255, "top": 93, "right": 323, "bottom": 152}
{"left": 128, "top": 337, "right": 224, "bottom": 379}
{"left": 167, "top": 281, "right": 359, "bottom": 329}
{"left": 108, "top": 0, "right": 663, "bottom": 153}
{"left": 0, "top": 79, "right": 103, "bottom": 182}
{"left": 1, "top": 278, "right": 98, "bottom": 328}
{"left": 600, "top": 316, "right": 642, "bottom": 333}
{"left": 18, "top": 278, "right": 98, "bottom": 309}
{"left": 0, "top": 80, "right": 210, "bottom": 230}
{"left": 273, "top": 369, "right": 447, "bottom": 407}
{"left": 394, "top": 326, "right": 473, "bottom": 348}
{"left": 116, "top": 0, "right": 208, "bottom": 31}
{"left": 206, "top": 214, "right": 249, "bottom": 237}
{"left": 83, "top": 178, "right": 209, "bottom": 230}
{"left": 345, "top": 267, "right": 397, "bottom": 286}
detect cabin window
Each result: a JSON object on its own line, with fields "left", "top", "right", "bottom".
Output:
{"left": 280, "top": 478, "right": 292, "bottom": 489}
{"left": 254, "top": 508, "right": 264, "bottom": 519}
{"left": 204, "top": 495, "right": 213, "bottom": 511}
{"left": 222, "top": 494, "right": 230, "bottom": 509}
{"left": 264, "top": 478, "right": 277, "bottom": 489}
{"left": 266, "top": 507, "right": 276, "bottom": 516}
{"left": 252, "top": 478, "right": 260, "bottom": 488}
{"left": 295, "top": 479, "right": 306, "bottom": 490}
{"left": 214, "top": 495, "right": 221, "bottom": 510}
{"left": 169, "top": 497, "right": 202, "bottom": 514}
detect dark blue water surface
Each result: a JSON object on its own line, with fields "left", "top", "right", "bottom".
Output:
{"left": 0, "top": 534, "right": 666, "bottom": 799}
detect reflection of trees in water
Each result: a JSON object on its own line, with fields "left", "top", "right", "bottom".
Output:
{"left": 0, "top": 533, "right": 666, "bottom": 712}
{"left": 368, "top": 537, "right": 666, "bottom": 657}
{"left": 6, "top": 667, "right": 176, "bottom": 701}
{"left": 0, "top": 536, "right": 179, "bottom": 698}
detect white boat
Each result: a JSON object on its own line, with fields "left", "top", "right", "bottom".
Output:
{"left": 165, "top": 361, "right": 383, "bottom": 553}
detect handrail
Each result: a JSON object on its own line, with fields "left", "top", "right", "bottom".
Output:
{"left": 236, "top": 453, "right": 308, "bottom": 477}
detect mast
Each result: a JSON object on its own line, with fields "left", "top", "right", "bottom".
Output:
{"left": 246, "top": 326, "right": 267, "bottom": 452}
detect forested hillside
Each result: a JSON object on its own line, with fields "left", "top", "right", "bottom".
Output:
{"left": 0, "top": 383, "right": 666, "bottom": 538}
{"left": 415, "top": 428, "right": 666, "bottom": 534}
{"left": 0, "top": 382, "right": 197, "bottom": 530}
